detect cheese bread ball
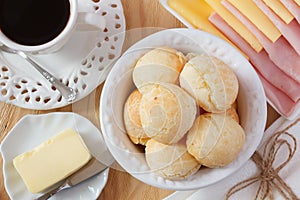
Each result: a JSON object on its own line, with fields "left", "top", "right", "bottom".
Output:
{"left": 133, "top": 47, "right": 186, "bottom": 89}
{"left": 145, "top": 139, "right": 201, "bottom": 180}
{"left": 186, "top": 113, "right": 245, "bottom": 168}
{"left": 139, "top": 83, "right": 196, "bottom": 144}
{"left": 180, "top": 55, "right": 239, "bottom": 113}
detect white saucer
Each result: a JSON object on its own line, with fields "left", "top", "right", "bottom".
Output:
{"left": 0, "top": 0, "right": 125, "bottom": 110}
{"left": 0, "top": 112, "right": 114, "bottom": 200}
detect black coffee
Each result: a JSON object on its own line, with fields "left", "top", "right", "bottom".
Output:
{"left": 0, "top": 0, "right": 70, "bottom": 46}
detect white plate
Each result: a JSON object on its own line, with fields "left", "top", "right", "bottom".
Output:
{"left": 100, "top": 28, "right": 267, "bottom": 190}
{"left": 159, "top": 0, "right": 193, "bottom": 28}
{"left": 0, "top": 0, "right": 125, "bottom": 110}
{"left": 0, "top": 112, "right": 114, "bottom": 200}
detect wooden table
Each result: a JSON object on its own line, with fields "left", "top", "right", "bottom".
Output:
{"left": 0, "top": 0, "right": 280, "bottom": 199}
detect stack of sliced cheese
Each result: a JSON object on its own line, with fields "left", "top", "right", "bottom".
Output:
{"left": 167, "top": 0, "right": 300, "bottom": 119}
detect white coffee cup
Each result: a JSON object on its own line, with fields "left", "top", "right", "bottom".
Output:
{"left": 0, "top": 0, "right": 105, "bottom": 54}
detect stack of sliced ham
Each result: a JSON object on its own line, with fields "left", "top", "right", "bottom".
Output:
{"left": 253, "top": 0, "right": 300, "bottom": 55}
{"left": 205, "top": 0, "right": 300, "bottom": 119}
{"left": 209, "top": 13, "right": 300, "bottom": 118}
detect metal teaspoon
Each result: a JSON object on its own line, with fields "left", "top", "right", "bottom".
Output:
{"left": 0, "top": 45, "right": 77, "bottom": 102}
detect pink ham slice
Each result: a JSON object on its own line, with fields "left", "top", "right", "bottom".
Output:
{"left": 258, "top": 72, "right": 298, "bottom": 118}
{"left": 253, "top": 0, "right": 300, "bottom": 55}
{"left": 280, "top": 0, "right": 300, "bottom": 24}
{"left": 222, "top": 0, "right": 300, "bottom": 84}
{"left": 209, "top": 13, "right": 300, "bottom": 102}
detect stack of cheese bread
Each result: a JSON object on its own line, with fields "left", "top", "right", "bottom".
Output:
{"left": 123, "top": 47, "right": 245, "bottom": 180}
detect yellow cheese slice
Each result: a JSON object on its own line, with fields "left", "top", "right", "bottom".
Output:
{"left": 263, "top": 0, "right": 294, "bottom": 24}
{"left": 13, "top": 129, "right": 91, "bottom": 193}
{"left": 167, "top": 0, "right": 225, "bottom": 38}
{"left": 168, "top": 0, "right": 248, "bottom": 59}
{"left": 227, "top": 0, "right": 281, "bottom": 42}
{"left": 294, "top": 0, "right": 300, "bottom": 6}
{"left": 205, "top": 0, "right": 263, "bottom": 52}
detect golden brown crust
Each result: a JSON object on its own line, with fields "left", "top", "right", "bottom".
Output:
{"left": 124, "top": 90, "right": 150, "bottom": 145}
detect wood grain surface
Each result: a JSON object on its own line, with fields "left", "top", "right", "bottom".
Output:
{"left": 0, "top": 0, "right": 279, "bottom": 200}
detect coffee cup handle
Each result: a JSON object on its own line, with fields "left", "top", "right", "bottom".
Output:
{"left": 75, "top": 0, "right": 106, "bottom": 31}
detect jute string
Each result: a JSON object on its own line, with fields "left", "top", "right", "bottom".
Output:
{"left": 226, "top": 118, "right": 300, "bottom": 200}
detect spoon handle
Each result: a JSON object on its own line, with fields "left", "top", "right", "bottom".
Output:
{"left": 17, "top": 51, "right": 77, "bottom": 102}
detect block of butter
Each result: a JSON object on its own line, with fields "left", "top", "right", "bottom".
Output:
{"left": 13, "top": 129, "right": 91, "bottom": 194}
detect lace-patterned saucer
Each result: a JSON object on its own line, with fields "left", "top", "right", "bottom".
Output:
{"left": 0, "top": 0, "right": 125, "bottom": 110}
